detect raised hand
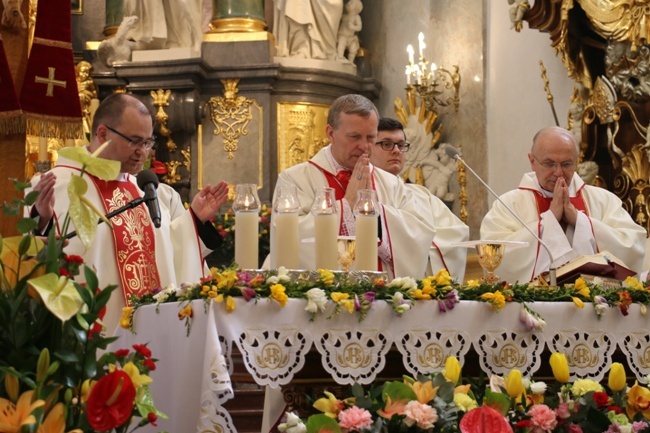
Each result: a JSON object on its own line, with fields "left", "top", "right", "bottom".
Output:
{"left": 33, "top": 172, "right": 56, "bottom": 231}
{"left": 191, "top": 181, "right": 229, "bottom": 223}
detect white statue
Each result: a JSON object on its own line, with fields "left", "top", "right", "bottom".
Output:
{"left": 97, "top": 16, "right": 140, "bottom": 66}
{"left": 123, "top": 0, "right": 203, "bottom": 53}
{"left": 507, "top": 0, "right": 529, "bottom": 32}
{"left": 577, "top": 161, "right": 600, "bottom": 185}
{"left": 336, "top": 0, "right": 363, "bottom": 63}
{"left": 273, "top": 0, "right": 343, "bottom": 60}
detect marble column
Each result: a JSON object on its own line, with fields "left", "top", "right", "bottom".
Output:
{"left": 210, "top": 0, "right": 266, "bottom": 32}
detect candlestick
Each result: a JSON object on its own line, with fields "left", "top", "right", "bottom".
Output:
{"left": 38, "top": 136, "right": 48, "bottom": 162}
{"left": 233, "top": 183, "right": 261, "bottom": 270}
{"left": 353, "top": 189, "right": 379, "bottom": 272}
{"left": 311, "top": 187, "right": 338, "bottom": 270}
{"left": 271, "top": 184, "right": 300, "bottom": 269}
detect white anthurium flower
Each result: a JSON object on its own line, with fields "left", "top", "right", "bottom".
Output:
{"left": 277, "top": 412, "right": 306, "bottom": 433}
{"left": 28, "top": 273, "right": 84, "bottom": 322}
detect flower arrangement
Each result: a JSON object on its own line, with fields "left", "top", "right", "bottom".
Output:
{"left": 125, "top": 265, "right": 650, "bottom": 331}
{"left": 0, "top": 145, "right": 164, "bottom": 432}
{"left": 209, "top": 204, "right": 272, "bottom": 268}
{"left": 276, "top": 353, "right": 650, "bottom": 433}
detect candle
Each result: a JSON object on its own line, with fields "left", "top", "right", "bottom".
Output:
{"left": 407, "top": 44, "right": 414, "bottom": 65}
{"left": 314, "top": 214, "right": 338, "bottom": 270}
{"left": 355, "top": 215, "right": 378, "bottom": 271}
{"left": 235, "top": 210, "right": 259, "bottom": 269}
{"left": 38, "top": 136, "right": 48, "bottom": 161}
{"left": 418, "top": 32, "right": 425, "bottom": 58}
{"left": 272, "top": 212, "right": 299, "bottom": 269}
{"left": 431, "top": 63, "right": 437, "bottom": 80}
{"left": 405, "top": 65, "right": 411, "bottom": 85}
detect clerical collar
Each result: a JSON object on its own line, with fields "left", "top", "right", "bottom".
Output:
{"left": 324, "top": 145, "right": 350, "bottom": 173}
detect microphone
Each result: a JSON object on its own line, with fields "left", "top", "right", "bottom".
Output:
{"left": 136, "top": 169, "right": 162, "bottom": 228}
{"left": 445, "top": 146, "right": 557, "bottom": 286}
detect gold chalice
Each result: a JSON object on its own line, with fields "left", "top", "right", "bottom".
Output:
{"left": 337, "top": 237, "right": 356, "bottom": 271}
{"left": 475, "top": 243, "right": 506, "bottom": 283}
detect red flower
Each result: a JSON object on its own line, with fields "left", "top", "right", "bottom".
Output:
{"left": 86, "top": 370, "right": 136, "bottom": 431}
{"left": 64, "top": 254, "right": 84, "bottom": 264}
{"left": 147, "top": 412, "right": 158, "bottom": 426}
{"left": 58, "top": 267, "right": 71, "bottom": 277}
{"left": 515, "top": 419, "right": 533, "bottom": 429}
{"left": 133, "top": 343, "right": 152, "bottom": 358}
{"left": 592, "top": 392, "right": 609, "bottom": 407}
{"left": 114, "top": 349, "right": 130, "bottom": 358}
{"left": 143, "top": 358, "right": 157, "bottom": 371}
{"left": 608, "top": 405, "right": 623, "bottom": 414}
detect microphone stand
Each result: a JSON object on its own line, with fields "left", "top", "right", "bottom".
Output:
{"left": 453, "top": 153, "right": 558, "bottom": 286}
{"left": 65, "top": 197, "right": 147, "bottom": 240}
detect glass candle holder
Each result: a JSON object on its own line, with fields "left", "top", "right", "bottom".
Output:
{"left": 232, "top": 184, "right": 260, "bottom": 270}
{"left": 353, "top": 189, "right": 379, "bottom": 272}
{"left": 271, "top": 184, "right": 300, "bottom": 269}
{"left": 311, "top": 187, "right": 338, "bottom": 270}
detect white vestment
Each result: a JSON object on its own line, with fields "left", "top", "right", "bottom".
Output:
{"left": 29, "top": 155, "right": 211, "bottom": 334}
{"left": 273, "top": 147, "right": 435, "bottom": 279}
{"left": 406, "top": 183, "right": 469, "bottom": 281}
{"left": 481, "top": 172, "right": 646, "bottom": 283}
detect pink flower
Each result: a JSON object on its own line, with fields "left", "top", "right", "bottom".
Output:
{"left": 403, "top": 400, "right": 438, "bottom": 430}
{"left": 528, "top": 404, "right": 557, "bottom": 432}
{"left": 338, "top": 406, "right": 373, "bottom": 431}
{"left": 568, "top": 424, "right": 583, "bottom": 433}
{"left": 554, "top": 402, "right": 571, "bottom": 419}
{"left": 239, "top": 286, "right": 256, "bottom": 302}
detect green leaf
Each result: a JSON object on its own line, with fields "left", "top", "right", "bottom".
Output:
{"left": 16, "top": 218, "right": 37, "bottom": 234}
{"left": 18, "top": 235, "right": 32, "bottom": 256}
{"left": 83, "top": 350, "right": 97, "bottom": 378}
{"left": 483, "top": 388, "right": 511, "bottom": 416}
{"left": 83, "top": 266, "right": 99, "bottom": 292}
{"left": 75, "top": 282, "right": 93, "bottom": 307}
{"left": 23, "top": 190, "right": 40, "bottom": 206}
{"left": 94, "top": 285, "right": 118, "bottom": 311}
{"left": 53, "top": 350, "right": 79, "bottom": 363}
{"left": 306, "top": 414, "right": 340, "bottom": 433}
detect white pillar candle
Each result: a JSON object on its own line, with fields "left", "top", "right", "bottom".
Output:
{"left": 314, "top": 213, "right": 339, "bottom": 270}
{"left": 272, "top": 212, "right": 299, "bottom": 269}
{"left": 354, "top": 215, "right": 378, "bottom": 271}
{"left": 235, "top": 210, "right": 259, "bottom": 269}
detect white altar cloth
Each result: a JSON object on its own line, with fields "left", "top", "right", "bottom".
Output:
{"left": 112, "top": 298, "right": 650, "bottom": 433}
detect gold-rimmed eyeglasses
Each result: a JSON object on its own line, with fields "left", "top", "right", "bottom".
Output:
{"left": 105, "top": 125, "right": 156, "bottom": 150}
{"left": 376, "top": 140, "right": 410, "bottom": 152}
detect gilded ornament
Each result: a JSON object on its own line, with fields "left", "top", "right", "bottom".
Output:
{"left": 276, "top": 102, "right": 329, "bottom": 173}
{"left": 150, "top": 89, "right": 176, "bottom": 152}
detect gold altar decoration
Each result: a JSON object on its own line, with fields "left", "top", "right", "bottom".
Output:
{"left": 76, "top": 60, "right": 98, "bottom": 139}
{"left": 206, "top": 79, "right": 255, "bottom": 159}
{"left": 150, "top": 89, "right": 176, "bottom": 152}
{"left": 276, "top": 102, "right": 329, "bottom": 173}
{"left": 617, "top": 144, "right": 650, "bottom": 233}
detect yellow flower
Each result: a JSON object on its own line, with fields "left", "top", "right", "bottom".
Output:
{"left": 313, "top": 391, "right": 345, "bottom": 418}
{"left": 466, "top": 279, "right": 480, "bottom": 288}
{"left": 409, "top": 381, "right": 437, "bottom": 404}
{"left": 225, "top": 295, "right": 236, "bottom": 312}
{"left": 571, "top": 296, "right": 585, "bottom": 308}
{"left": 624, "top": 276, "right": 644, "bottom": 291}
{"left": 215, "top": 269, "right": 237, "bottom": 290}
{"left": 609, "top": 362, "right": 627, "bottom": 392}
{"left": 123, "top": 361, "right": 153, "bottom": 388}
{"left": 442, "top": 356, "right": 461, "bottom": 384}
{"left": 480, "top": 291, "right": 506, "bottom": 311}
{"left": 0, "top": 390, "right": 44, "bottom": 433}
{"left": 330, "top": 292, "right": 349, "bottom": 303}
{"left": 505, "top": 369, "right": 525, "bottom": 399}
{"left": 411, "top": 289, "right": 432, "bottom": 300}
{"left": 340, "top": 299, "right": 355, "bottom": 313}
{"left": 627, "top": 382, "right": 650, "bottom": 420}
{"left": 178, "top": 304, "right": 193, "bottom": 320}
{"left": 574, "top": 278, "right": 590, "bottom": 297}
{"left": 119, "top": 307, "right": 133, "bottom": 329}
{"left": 270, "top": 284, "right": 288, "bottom": 307}
{"left": 549, "top": 353, "right": 570, "bottom": 383}
{"left": 434, "top": 269, "right": 453, "bottom": 286}
{"left": 37, "top": 402, "right": 67, "bottom": 433}
{"left": 571, "top": 379, "right": 604, "bottom": 397}
{"left": 453, "top": 393, "right": 478, "bottom": 412}
{"left": 318, "top": 269, "right": 335, "bottom": 286}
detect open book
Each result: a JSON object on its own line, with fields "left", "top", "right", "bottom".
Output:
{"left": 541, "top": 251, "right": 636, "bottom": 286}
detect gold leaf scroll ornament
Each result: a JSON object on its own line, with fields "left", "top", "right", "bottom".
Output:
{"left": 206, "top": 79, "right": 254, "bottom": 159}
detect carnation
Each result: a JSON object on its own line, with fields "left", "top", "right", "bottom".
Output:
{"left": 528, "top": 404, "right": 558, "bottom": 432}
{"left": 571, "top": 378, "right": 604, "bottom": 397}
{"left": 403, "top": 400, "right": 438, "bottom": 429}
{"left": 338, "top": 406, "right": 373, "bottom": 431}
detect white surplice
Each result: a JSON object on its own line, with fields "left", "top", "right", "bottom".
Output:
{"left": 481, "top": 172, "right": 646, "bottom": 283}
{"left": 406, "top": 183, "right": 469, "bottom": 281}
{"left": 29, "top": 155, "right": 211, "bottom": 334}
{"left": 273, "top": 147, "right": 435, "bottom": 279}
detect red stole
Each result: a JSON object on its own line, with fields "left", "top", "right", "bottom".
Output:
{"left": 89, "top": 175, "right": 161, "bottom": 304}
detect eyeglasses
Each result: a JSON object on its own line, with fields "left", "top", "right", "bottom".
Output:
{"left": 532, "top": 155, "right": 575, "bottom": 171}
{"left": 375, "top": 140, "right": 410, "bottom": 152}
{"left": 105, "top": 125, "right": 156, "bottom": 150}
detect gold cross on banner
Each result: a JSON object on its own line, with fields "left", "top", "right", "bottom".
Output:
{"left": 35, "top": 67, "right": 67, "bottom": 97}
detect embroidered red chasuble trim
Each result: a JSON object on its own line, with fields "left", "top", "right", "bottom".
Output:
{"left": 89, "top": 175, "right": 161, "bottom": 303}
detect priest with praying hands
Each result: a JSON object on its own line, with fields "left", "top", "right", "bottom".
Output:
{"left": 273, "top": 94, "right": 435, "bottom": 278}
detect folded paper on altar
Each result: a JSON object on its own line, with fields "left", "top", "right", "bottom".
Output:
{"left": 540, "top": 251, "right": 635, "bottom": 286}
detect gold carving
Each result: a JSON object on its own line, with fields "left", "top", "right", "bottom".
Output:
{"left": 150, "top": 89, "right": 176, "bottom": 152}
{"left": 163, "top": 160, "right": 182, "bottom": 184}
{"left": 76, "top": 61, "right": 98, "bottom": 138}
{"left": 206, "top": 79, "right": 255, "bottom": 159}
{"left": 277, "top": 102, "right": 330, "bottom": 173}
{"left": 616, "top": 144, "right": 650, "bottom": 233}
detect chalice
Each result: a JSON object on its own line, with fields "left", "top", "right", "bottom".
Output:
{"left": 337, "top": 236, "right": 356, "bottom": 271}
{"left": 475, "top": 243, "right": 506, "bottom": 283}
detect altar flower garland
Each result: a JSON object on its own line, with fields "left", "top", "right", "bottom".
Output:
{"left": 275, "top": 354, "right": 650, "bottom": 433}
{"left": 125, "top": 265, "right": 650, "bottom": 331}
{"left": 0, "top": 146, "right": 164, "bottom": 432}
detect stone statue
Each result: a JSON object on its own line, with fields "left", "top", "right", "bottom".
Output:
{"left": 75, "top": 61, "right": 99, "bottom": 138}
{"left": 97, "top": 15, "right": 139, "bottom": 66}
{"left": 123, "top": 0, "right": 203, "bottom": 53}
{"left": 273, "top": 0, "right": 343, "bottom": 61}
{"left": 336, "top": 0, "right": 362, "bottom": 63}
{"left": 1, "top": 0, "right": 26, "bottom": 31}
{"left": 577, "top": 161, "right": 599, "bottom": 185}
{"left": 507, "top": 0, "right": 529, "bottom": 32}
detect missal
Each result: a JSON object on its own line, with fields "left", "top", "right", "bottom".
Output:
{"left": 542, "top": 251, "right": 636, "bottom": 286}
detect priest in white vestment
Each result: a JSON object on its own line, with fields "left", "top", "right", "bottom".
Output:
{"left": 273, "top": 94, "right": 435, "bottom": 279}
{"left": 369, "top": 118, "right": 469, "bottom": 281}
{"left": 481, "top": 126, "right": 646, "bottom": 283}
{"left": 29, "top": 94, "right": 229, "bottom": 333}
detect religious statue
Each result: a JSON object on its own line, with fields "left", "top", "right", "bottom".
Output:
{"left": 75, "top": 61, "right": 99, "bottom": 138}
{"left": 507, "top": 0, "right": 529, "bottom": 32}
{"left": 97, "top": 15, "right": 140, "bottom": 66}
{"left": 273, "top": 0, "right": 343, "bottom": 61}
{"left": 1, "top": 0, "right": 27, "bottom": 31}
{"left": 336, "top": 0, "right": 363, "bottom": 63}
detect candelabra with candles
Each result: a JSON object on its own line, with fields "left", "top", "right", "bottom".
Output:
{"left": 405, "top": 32, "right": 461, "bottom": 115}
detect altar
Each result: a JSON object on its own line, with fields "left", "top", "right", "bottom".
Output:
{"left": 110, "top": 297, "right": 650, "bottom": 433}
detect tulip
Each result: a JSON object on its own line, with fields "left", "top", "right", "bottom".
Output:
{"left": 505, "top": 369, "right": 525, "bottom": 399}
{"left": 608, "top": 362, "right": 627, "bottom": 392}
{"left": 549, "top": 353, "right": 570, "bottom": 383}
{"left": 442, "top": 356, "right": 461, "bottom": 384}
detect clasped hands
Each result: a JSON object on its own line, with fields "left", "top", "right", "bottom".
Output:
{"left": 344, "top": 154, "right": 372, "bottom": 208}
{"left": 549, "top": 177, "right": 578, "bottom": 227}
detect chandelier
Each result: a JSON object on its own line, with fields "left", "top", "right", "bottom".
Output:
{"left": 405, "top": 32, "right": 460, "bottom": 115}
